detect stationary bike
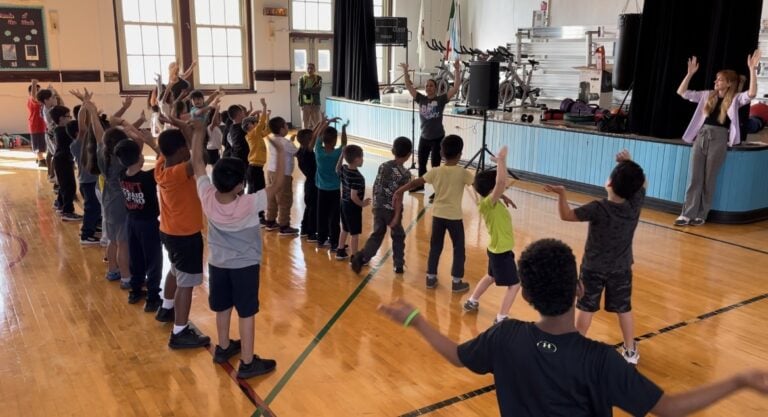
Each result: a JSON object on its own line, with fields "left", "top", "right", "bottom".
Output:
{"left": 495, "top": 46, "right": 541, "bottom": 110}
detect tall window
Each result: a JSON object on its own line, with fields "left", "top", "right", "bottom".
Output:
{"left": 291, "top": 0, "right": 332, "bottom": 32}
{"left": 192, "top": 0, "right": 247, "bottom": 87}
{"left": 114, "top": 0, "right": 250, "bottom": 91}
{"left": 118, "top": 0, "right": 178, "bottom": 86}
{"left": 373, "top": 0, "right": 386, "bottom": 84}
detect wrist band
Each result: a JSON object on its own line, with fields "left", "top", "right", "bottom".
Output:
{"left": 403, "top": 309, "right": 420, "bottom": 327}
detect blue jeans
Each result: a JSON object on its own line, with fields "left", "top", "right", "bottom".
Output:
{"left": 79, "top": 181, "right": 101, "bottom": 239}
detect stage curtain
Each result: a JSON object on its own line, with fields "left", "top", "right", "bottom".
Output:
{"left": 628, "top": 0, "right": 762, "bottom": 138}
{"left": 332, "top": 0, "right": 380, "bottom": 101}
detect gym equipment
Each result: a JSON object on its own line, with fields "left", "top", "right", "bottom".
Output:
{"left": 520, "top": 114, "right": 534, "bottom": 123}
{"left": 467, "top": 61, "right": 499, "bottom": 110}
{"left": 613, "top": 13, "right": 642, "bottom": 90}
{"left": 495, "top": 46, "right": 541, "bottom": 109}
{"left": 425, "top": 39, "right": 455, "bottom": 96}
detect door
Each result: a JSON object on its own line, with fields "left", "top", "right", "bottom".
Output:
{"left": 290, "top": 36, "right": 333, "bottom": 128}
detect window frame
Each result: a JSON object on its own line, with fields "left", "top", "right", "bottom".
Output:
{"left": 290, "top": 0, "right": 334, "bottom": 34}
{"left": 112, "top": 0, "right": 253, "bottom": 95}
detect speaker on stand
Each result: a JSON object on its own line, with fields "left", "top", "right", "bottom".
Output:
{"left": 463, "top": 61, "right": 519, "bottom": 178}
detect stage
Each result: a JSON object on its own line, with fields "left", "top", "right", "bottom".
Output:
{"left": 326, "top": 94, "right": 768, "bottom": 224}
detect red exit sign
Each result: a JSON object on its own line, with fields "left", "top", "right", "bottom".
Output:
{"left": 263, "top": 7, "right": 288, "bottom": 17}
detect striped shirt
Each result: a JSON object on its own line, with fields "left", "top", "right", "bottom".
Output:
{"left": 340, "top": 165, "right": 365, "bottom": 202}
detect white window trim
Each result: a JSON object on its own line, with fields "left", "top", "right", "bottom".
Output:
{"left": 189, "top": 0, "right": 250, "bottom": 90}
{"left": 290, "top": 0, "right": 334, "bottom": 33}
{"left": 114, "top": 0, "right": 183, "bottom": 91}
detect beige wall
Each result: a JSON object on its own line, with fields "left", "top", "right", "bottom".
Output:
{"left": 0, "top": 0, "right": 293, "bottom": 135}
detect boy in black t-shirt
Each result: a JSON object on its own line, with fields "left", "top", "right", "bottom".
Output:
{"left": 296, "top": 128, "right": 318, "bottom": 241}
{"left": 50, "top": 105, "right": 80, "bottom": 221}
{"left": 115, "top": 135, "right": 163, "bottom": 313}
{"left": 335, "top": 144, "right": 370, "bottom": 260}
{"left": 544, "top": 149, "right": 646, "bottom": 364}
{"left": 379, "top": 239, "right": 768, "bottom": 417}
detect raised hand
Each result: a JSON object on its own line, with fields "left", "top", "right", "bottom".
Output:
{"left": 122, "top": 96, "right": 133, "bottom": 108}
{"left": 69, "top": 89, "right": 85, "bottom": 101}
{"left": 490, "top": 146, "right": 508, "bottom": 163}
{"left": 500, "top": 194, "right": 517, "bottom": 209}
{"left": 399, "top": 62, "right": 409, "bottom": 73}
{"left": 748, "top": 48, "right": 762, "bottom": 71}
{"left": 260, "top": 97, "right": 267, "bottom": 107}
{"left": 453, "top": 60, "right": 461, "bottom": 72}
{"left": 687, "top": 56, "right": 699, "bottom": 76}
{"left": 342, "top": 119, "right": 350, "bottom": 129}
{"left": 362, "top": 197, "right": 372, "bottom": 207}
{"left": 543, "top": 184, "right": 566, "bottom": 195}
{"left": 616, "top": 149, "right": 631, "bottom": 162}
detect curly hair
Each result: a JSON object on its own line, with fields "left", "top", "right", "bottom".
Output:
{"left": 518, "top": 239, "right": 578, "bottom": 317}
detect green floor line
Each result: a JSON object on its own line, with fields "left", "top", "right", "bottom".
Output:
{"left": 252, "top": 203, "right": 431, "bottom": 417}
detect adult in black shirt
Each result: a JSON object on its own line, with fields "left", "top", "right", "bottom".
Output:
{"left": 379, "top": 239, "right": 768, "bottom": 417}
{"left": 400, "top": 61, "right": 462, "bottom": 184}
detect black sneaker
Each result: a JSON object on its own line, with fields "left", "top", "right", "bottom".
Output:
{"left": 426, "top": 276, "right": 438, "bottom": 289}
{"left": 428, "top": 193, "right": 435, "bottom": 203}
{"left": 307, "top": 234, "right": 318, "bottom": 243}
{"left": 37, "top": 159, "right": 47, "bottom": 167}
{"left": 335, "top": 248, "right": 349, "bottom": 260}
{"left": 264, "top": 221, "right": 279, "bottom": 231}
{"left": 350, "top": 253, "right": 365, "bottom": 273}
{"left": 279, "top": 225, "right": 299, "bottom": 236}
{"left": 213, "top": 339, "right": 242, "bottom": 363}
{"left": 452, "top": 280, "right": 470, "bottom": 293}
{"left": 144, "top": 298, "right": 162, "bottom": 313}
{"left": 127, "top": 290, "right": 146, "bottom": 304}
{"left": 394, "top": 265, "right": 405, "bottom": 274}
{"left": 155, "top": 307, "right": 175, "bottom": 322}
{"left": 61, "top": 212, "right": 84, "bottom": 222}
{"left": 168, "top": 324, "right": 211, "bottom": 349}
{"left": 237, "top": 355, "right": 277, "bottom": 379}
{"left": 80, "top": 236, "right": 100, "bottom": 245}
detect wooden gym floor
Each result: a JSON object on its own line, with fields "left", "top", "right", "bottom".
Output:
{"left": 0, "top": 145, "right": 766, "bottom": 417}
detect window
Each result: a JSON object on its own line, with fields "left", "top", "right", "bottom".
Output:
{"left": 373, "top": 0, "right": 387, "bottom": 84}
{"left": 294, "top": 49, "right": 307, "bottom": 72}
{"left": 117, "top": 0, "right": 178, "bottom": 86}
{"left": 191, "top": 0, "right": 247, "bottom": 88}
{"left": 291, "top": 0, "right": 332, "bottom": 32}
{"left": 317, "top": 49, "right": 331, "bottom": 72}
{"left": 114, "top": 0, "right": 251, "bottom": 91}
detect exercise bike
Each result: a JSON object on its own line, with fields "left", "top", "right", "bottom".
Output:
{"left": 425, "top": 39, "right": 455, "bottom": 96}
{"left": 495, "top": 46, "right": 542, "bottom": 110}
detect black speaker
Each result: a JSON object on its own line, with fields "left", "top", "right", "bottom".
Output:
{"left": 467, "top": 61, "right": 499, "bottom": 110}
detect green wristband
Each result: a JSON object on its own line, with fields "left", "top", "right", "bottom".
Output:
{"left": 403, "top": 309, "right": 420, "bottom": 327}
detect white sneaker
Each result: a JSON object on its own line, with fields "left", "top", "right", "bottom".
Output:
{"left": 673, "top": 216, "right": 689, "bottom": 226}
{"left": 620, "top": 343, "right": 640, "bottom": 365}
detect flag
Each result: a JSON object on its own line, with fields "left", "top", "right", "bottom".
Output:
{"left": 445, "top": 0, "right": 461, "bottom": 61}
{"left": 417, "top": 0, "right": 426, "bottom": 71}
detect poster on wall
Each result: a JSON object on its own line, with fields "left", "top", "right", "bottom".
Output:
{"left": 0, "top": 6, "right": 48, "bottom": 70}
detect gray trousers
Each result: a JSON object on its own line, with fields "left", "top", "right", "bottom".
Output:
{"left": 681, "top": 125, "right": 728, "bottom": 220}
{"left": 360, "top": 208, "right": 405, "bottom": 268}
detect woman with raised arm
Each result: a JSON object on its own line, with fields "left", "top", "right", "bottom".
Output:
{"left": 674, "top": 49, "right": 761, "bottom": 226}
{"left": 400, "top": 61, "right": 462, "bottom": 197}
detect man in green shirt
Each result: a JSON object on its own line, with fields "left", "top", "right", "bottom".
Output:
{"left": 299, "top": 63, "right": 322, "bottom": 129}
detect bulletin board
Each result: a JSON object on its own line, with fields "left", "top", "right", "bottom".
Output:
{"left": 0, "top": 6, "right": 48, "bottom": 70}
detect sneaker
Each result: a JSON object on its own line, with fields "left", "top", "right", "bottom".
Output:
{"left": 128, "top": 290, "right": 146, "bottom": 304}
{"left": 493, "top": 316, "right": 508, "bottom": 325}
{"left": 155, "top": 307, "right": 175, "bottom": 322}
{"left": 673, "top": 216, "right": 689, "bottom": 226}
{"left": 168, "top": 324, "right": 211, "bottom": 349}
{"left": 620, "top": 343, "right": 640, "bottom": 365}
{"left": 264, "top": 221, "right": 279, "bottom": 231}
{"left": 61, "top": 213, "right": 83, "bottom": 222}
{"left": 317, "top": 240, "right": 330, "bottom": 248}
{"left": 119, "top": 280, "right": 131, "bottom": 290}
{"left": 279, "top": 225, "right": 299, "bottom": 236}
{"left": 350, "top": 253, "right": 365, "bottom": 273}
{"left": 213, "top": 339, "right": 242, "bottom": 363}
{"left": 463, "top": 299, "right": 479, "bottom": 312}
{"left": 80, "top": 236, "right": 101, "bottom": 245}
{"left": 237, "top": 355, "right": 277, "bottom": 379}
{"left": 428, "top": 193, "right": 435, "bottom": 203}
{"left": 300, "top": 231, "right": 309, "bottom": 238}
{"left": 37, "top": 159, "right": 47, "bottom": 167}
{"left": 394, "top": 265, "right": 404, "bottom": 274}
{"left": 410, "top": 186, "right": 425, "bottom": 193}
{"left": 690, "top": 218, "right": 706, "bottom": 226}
{"left": 452, "top": 280, "right": 470, "bottom": 293}
{"left": 329, "top": 246, "right": 339, "bottom": 253}
{"left": 426, "top": 276, "right": 438, "bottom": 289}
{"left": 144, "top": 298, "right": 162, "bottom": 313}
{"left": 335, "top": 248, "right": 349, "bottom": 260}
{"left": 259, "top": 218, "right": 267, "bottom": 227}
{"left": 105, "top": 270, "right": 121, "bottom": 281}
{"left": 307, "top": 234, "right": 318, "bottom": 243}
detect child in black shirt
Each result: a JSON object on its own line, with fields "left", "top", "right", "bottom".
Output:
{"left": 335, "top": 144, "right": 370, "bottom": 260}
{"left": 296, "top": 128, "right": 318, "bottom": 240}
{"left": 114, "top": 130, "right": 163, "bottom": 312}
{"left": 50, "top": 105, "right": 80, "bottom": 221}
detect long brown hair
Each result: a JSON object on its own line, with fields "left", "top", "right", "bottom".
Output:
{"left": 703, "top": 70, "right": 739, "bottom": 124}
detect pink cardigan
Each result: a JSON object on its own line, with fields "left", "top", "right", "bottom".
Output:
{"left": 681, "top": 90, "right": 751, "bottom": 147}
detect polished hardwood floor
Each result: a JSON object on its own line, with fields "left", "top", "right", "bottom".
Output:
{"left": 0, "top": 146, "right": 766, "bottom": 417}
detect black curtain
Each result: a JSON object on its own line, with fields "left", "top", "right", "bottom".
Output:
{"left": 628, "top": 0, "right": 762, "bottom": 138}
{"left": 332, "top": 0, "right": 380, "bottom": 101}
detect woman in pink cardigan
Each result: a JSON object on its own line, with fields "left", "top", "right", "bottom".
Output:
{"left": 674, "top": 49, "right": 761, "bottom": 226}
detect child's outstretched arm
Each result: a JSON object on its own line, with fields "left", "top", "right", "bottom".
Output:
{"left": 335, "top": 146, "right": 345, "bottom": 175}
{"left": 378, "top": 299, "right": 463, "bottom": 367}
{"left": 189, "top": 120, "right": 207, "bottom": 178}
{"left": 543, "top": 184, "right": 578, "bottom": 221}
{"left": 112, "top": 96, "right": 133, "bottom": 119}
{"left": 488, "top": 146, "right": 512, "bottom": 206}
{"left": 340, "top": 120, "right": 348, "bottom": 148}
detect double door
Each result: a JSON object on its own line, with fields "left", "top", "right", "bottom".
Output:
{"left": 290, "top": 36, "right": 333, "bottom": 127}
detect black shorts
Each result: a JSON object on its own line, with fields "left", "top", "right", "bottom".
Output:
{"left": 30, "top": 133, "right": 46, "bottom": 153}
{"left": 340, "top": 200, "right": 362, "bottom": 235}
{"left": 487, "top": 250, "right": 520, "bottom": 286}
{"left": 208, "top": 264, "right": 260, "bottom": 317}
{"left": 160, "top": 231, "right": 204, "bottom": 275}
{"left": 576, "top": 267, "right": 633, "bottom": 313}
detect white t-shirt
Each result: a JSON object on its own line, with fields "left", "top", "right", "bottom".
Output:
{"left": 267, "top": 135, "right": 298, "bottom": 175}
{"left": 196, "top": 175, "right": 266, "bottom": 268}
{"left": 207, "top": 125, "right": 223, "bottom": 150}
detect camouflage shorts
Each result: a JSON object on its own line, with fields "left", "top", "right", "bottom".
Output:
{"left": 576, "top": 268, "right": 632, "bottom": 313}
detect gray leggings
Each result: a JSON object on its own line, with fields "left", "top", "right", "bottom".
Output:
{"left": 681, "top": 124, "right": 728, "bottom": 220}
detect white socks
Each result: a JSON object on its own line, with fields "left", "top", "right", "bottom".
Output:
{"left": 172, "top": 323, "right": 188, "bottom": 334}
{"left": 162, "top": 299, "right": 174, "bottom": 309}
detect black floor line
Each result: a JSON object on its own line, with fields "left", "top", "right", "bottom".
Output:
{"left": 513, "top": 187, "right": 768, "bottom": 256}
{"left": 397, "top": 292, "right": 768, "bottom": 417}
